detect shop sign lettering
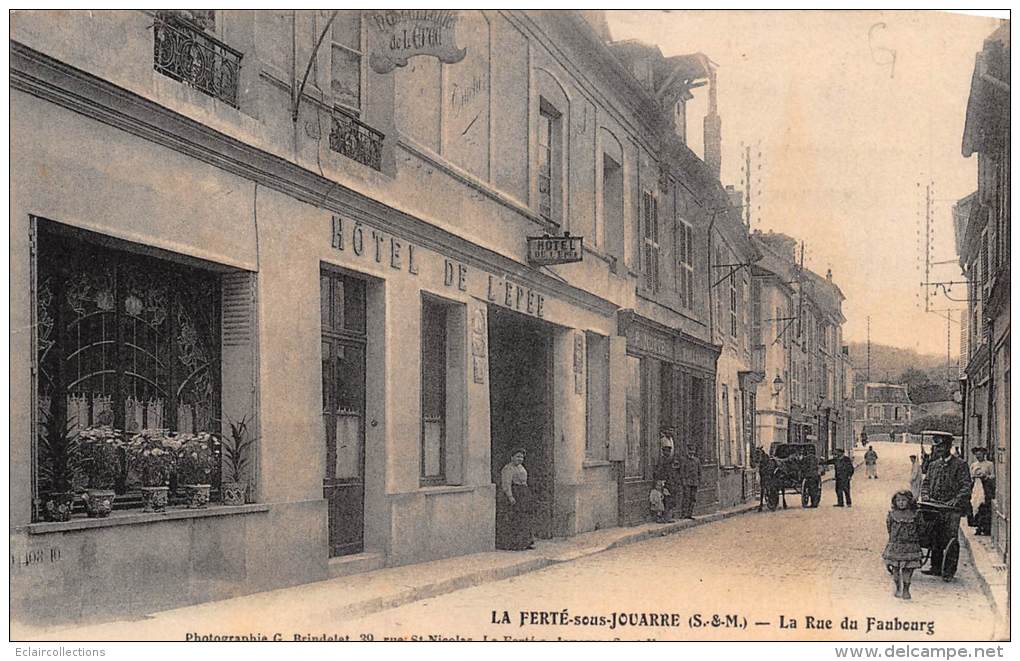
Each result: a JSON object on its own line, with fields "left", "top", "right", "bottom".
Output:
{"left": 331, "top": 216, "right": 550, "bottom": 321}
{"left": 485, "top": 274, "right": 545, "bottom": 319}
{"left": 630, "top": 327, "right": 672, "bottom": 360}
{"left": 367, "top": 10, "right": 467, "bottom": 74}
{"left": 331, "top": 216, "right": 419, "bottom": 275}
{"left": 527, "top": 235, "right": 584, "bottom": 266}
{"left": 10, "top": 547, "right": 61, "bottom": 571}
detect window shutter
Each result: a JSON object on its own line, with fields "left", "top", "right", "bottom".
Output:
{"left": 222, "top": 272, "right": 254, "bottom": 348}
{"left": 220, "top": 270, "right": 258, "bottom": 498}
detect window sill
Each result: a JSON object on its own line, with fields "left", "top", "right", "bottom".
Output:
{"left": 417, "top": 484, "right": 475, "bottom": 497}
{"left": 583, "top": 458, "right": 613, "bottom": 468}
{"left": 26, "top": 504, "right": 270, "bottom": 535}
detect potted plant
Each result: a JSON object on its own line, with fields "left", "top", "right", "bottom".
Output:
{"left": 176, "top": 433, "right": 214, "bottom": 508}
{"left": 37, "top": 409, "right": 81, "bottom": 522}
{"left": 218, "top": 416, "right": 255, "bottom": 506}
{"left": 126, "top": 432, "right": 176, "bottom": 512}
{"left": 78, "top": 427, "right": 123, "bottom": 518}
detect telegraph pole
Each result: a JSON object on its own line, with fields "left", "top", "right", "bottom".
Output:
{"left": 866, "top": 316, "right": 871, "bottom": 382}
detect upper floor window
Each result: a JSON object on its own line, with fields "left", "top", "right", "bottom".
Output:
{"left": 641, "top": 191, "right": 660, "bottom": 292}
{"left": 750, "top": 279, "right": 762, "bottom": 346}
{"left": 676, "top": 220, "right": 694, "bottom": 309}
{"left": 331, "top": 11, "right": 364, "bottom": 117}
{"left": 326, "top": 11, "right": 384, "bottom": 172}
{"left": 602, "top": 155, "right": 623, "bottom": 254}
{"left": 538, "top": 101, "right": 563, "bottom": 225}
{"left": 153, "top": 10, "right": 242, "bottom": 108}
{"left": 729, "top": 272, "right": 738, "bottom": 337}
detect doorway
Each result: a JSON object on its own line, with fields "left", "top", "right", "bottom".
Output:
{"left": 487, "top": 306, "right": 554, "bottom": 540}
{"left": 320, "top": 268, "right": 367, "bottom": 557}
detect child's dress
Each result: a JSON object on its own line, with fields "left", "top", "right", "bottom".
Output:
{"left": 882, "top": 509, "right": 923, "bottom": 569}
{"left": 649, "top": 488, "right": 667, "bottom": 517}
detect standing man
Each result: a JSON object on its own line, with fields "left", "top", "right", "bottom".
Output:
{"left": 678, "top": 444, "right": 702, "bottom": 519}
{"left": 969, "top": 447, "right": 995, "bottom": 536}
{"left": 653, "top": 429, "right": 681, "bottom": 522}
{"left": 799, "top": 449, "right": 822, "bottom": 507}
{"left": 823, "top": 448, "right": 855, "bottom": 507}
{"left": 921, "top": 434, "right": 972, "bottom": 580}
{"left": 864, "top": 445, "right": 879, "bottom": 479}
{"left": 860, "top": 430, "right": 868, "bottom": 448}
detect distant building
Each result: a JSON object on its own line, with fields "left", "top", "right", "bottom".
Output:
{"left": 750, "top": 231, "right": 852, "bottom": 459}
{"left": 853, "top": 383, "right": 914, "bottom": 439}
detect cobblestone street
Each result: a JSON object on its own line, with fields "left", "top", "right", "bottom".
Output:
{"left": 331, "top": 442, "right": 996, "bottom": 641}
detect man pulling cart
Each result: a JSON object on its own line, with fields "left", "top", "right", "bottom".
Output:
{"left": 918, "top": 431, "right": 972, "bottom": 581}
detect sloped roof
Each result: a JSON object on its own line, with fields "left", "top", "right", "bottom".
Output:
{"left": 865, "top": 384, "right": 912, "bottom": 404}
{"left": 962, "top": 24, "right": 1010, "bottom": 157}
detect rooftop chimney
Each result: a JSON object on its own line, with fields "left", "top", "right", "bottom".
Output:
{"left": 826, "top": 269, "right": 833, "bottom": 281}
{"left": 703, "top": 64, "right": 721, "bottom": 177}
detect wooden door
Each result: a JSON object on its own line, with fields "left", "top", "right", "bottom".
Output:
{"left": 320, "top": 270, "right": 366, "bottom": 557}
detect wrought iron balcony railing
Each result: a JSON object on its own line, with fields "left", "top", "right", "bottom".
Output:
{"left": 153, "top": 11, "right": 243, "bottom": 108}
{"left": 329, "top": 110, "right": 384, "bottom": 171}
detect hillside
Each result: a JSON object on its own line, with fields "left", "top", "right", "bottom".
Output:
{"left": 846, "top": 342, "right": 955, "bottom": 383}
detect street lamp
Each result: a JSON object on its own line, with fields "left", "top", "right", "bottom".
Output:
{"left": 772, "top": 374, "right": 785, "bottom": 398}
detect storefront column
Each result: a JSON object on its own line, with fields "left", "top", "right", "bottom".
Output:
{"left": 552, "top": 327, "right": 586, "bottom": 535}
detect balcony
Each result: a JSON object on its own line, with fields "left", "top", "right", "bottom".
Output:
{"left": 152, "top": 11, "right": 242, "bottom": 108}
{"left": 329, "top": 111, "right": 384, "bottom": 172}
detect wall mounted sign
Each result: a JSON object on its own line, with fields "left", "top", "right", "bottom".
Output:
{"left": 573, "top": 333, "right": 585, "bottom": 394}
{"left": 367, "top": 10, "right": 467, "bottom": 74}
{"left": 527, "top": 235, "right": 584, "bottom": 266}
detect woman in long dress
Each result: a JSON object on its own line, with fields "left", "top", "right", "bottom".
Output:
{"left": 497, "top": 447, "right": 534, "bottom": 551}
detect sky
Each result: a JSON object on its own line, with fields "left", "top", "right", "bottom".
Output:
{"left": 606, "top": 10, "right": 1003, "bottom": 357}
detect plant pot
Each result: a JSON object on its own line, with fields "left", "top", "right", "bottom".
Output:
{"left": 44, "top": 491, "right": 75, "bottom": 522}
{"left": 140, "top": 486, "right": 170, "bottom": 513}
{"left": 221, "top": 480, "right": 246, "bottom": 506}
{"left": 82, "top": 488, "right": 116, "bottom": 518}
{"left": 181, "top": 484, "right": 211, "bottom": 509}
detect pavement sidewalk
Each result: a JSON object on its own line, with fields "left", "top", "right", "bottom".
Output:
{"left": 19, "top": 500, "right": 762, "bottom": 641}
{"left": 18, "top": 460, "right": 863, "bottom": 641}
{"left": 959, "top": 522, "right": 1010, "bottom": 640}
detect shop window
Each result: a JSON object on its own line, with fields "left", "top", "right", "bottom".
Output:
{"left": 585, "top": 333, "right": 610, "bottom": 460}
{"left": 537, "top": 100, "right": 563, "bottom": 225}
{"left": 420, "top": 296, "right": 466, "bottom": 486}
{"left": 34, "top": 227, "right": 229, "bottom": 518}
{"left": 641, "top": 191, "right": 660, "bottom": 293}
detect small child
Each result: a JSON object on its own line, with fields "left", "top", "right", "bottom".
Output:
{"left": 650, "top": 480, "right": 670, "bottom": 523}
{"left": 883, "top": 490, "right": 923, "bottom": 600}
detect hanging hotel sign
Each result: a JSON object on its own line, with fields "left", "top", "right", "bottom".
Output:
{"left": 527, "top": 235, "right": 584, "bottom": 267}
{"left": 367, "top": 10, "right": 467, "bottom": 74}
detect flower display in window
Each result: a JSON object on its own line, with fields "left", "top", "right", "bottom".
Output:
{"left": 125, "top": 431, "right": 177, "bottom": 487}
{"left": 78, "top": 427, "right": 124, "bottom": 490}
{"left": 175, "top": 433, "right": 215, "bottom": 485}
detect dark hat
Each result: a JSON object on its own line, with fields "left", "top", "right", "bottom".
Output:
{"left": 972, "top": 447, "right": 988, "bottom": 454}
{"left": 509, "top": 447, "right": 527, "bottom": 458}
{"left": 931, "top": 434, "right": 954, "bottom": 447}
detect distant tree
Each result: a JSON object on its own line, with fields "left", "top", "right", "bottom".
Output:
{"left": 897, "top": 368, "right": 949, "bottom": 404}
{"left": 908, "top": 413, "right": 963, "bottom": 435}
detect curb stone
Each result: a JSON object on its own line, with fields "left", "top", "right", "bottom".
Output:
{"left": 958, "top": 525, "right": 1009, "bottom": 640}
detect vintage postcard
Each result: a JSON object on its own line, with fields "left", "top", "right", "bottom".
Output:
{"left": 8, "top": 8, "right": 1011, "bottom": 649}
